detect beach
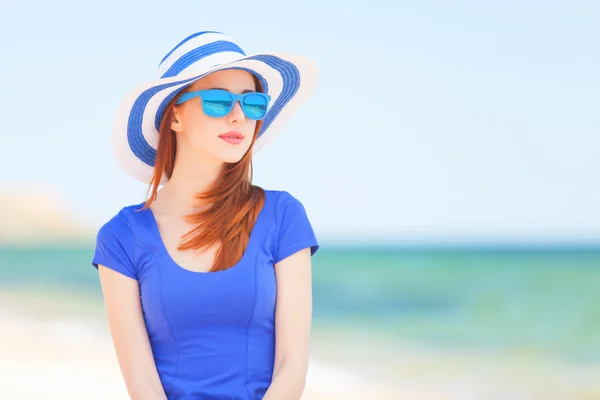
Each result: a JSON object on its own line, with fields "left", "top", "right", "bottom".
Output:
{"left": 2, "top": 296, "right": 600, "bottom": 400}
{"left": 2, "top": 246, "right": 600, "bottom": 399}
{"left": 0, "top": 302, "right": 401, "bottom": 400}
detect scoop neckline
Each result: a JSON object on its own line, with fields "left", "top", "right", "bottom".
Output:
{"left": 140, "top": 195, "right": 268, "bottom": 275}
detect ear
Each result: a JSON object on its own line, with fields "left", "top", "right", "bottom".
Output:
{"left": 171, "top": 107, "right": 183, "bottom": 132}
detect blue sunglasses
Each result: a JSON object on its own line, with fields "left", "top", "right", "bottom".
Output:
{"left": 175, "top": 89, "right": 271, "bottom": 120}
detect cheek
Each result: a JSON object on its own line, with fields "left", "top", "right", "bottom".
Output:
{"left": 184, "top": 109, "right": 211, "bottom": 132}
{"left": 183, "top": 113, "right": 217, "bottom": 142}
{"left": 244, "top": 121, "right": 258, "bottom": 138}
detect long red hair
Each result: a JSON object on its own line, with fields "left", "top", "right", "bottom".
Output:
{"left": 137, "top": 76, "right": 266, "bottom": 272}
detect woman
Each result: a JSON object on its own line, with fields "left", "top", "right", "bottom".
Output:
{"left": 92, "top": 31, "right": 320, "bottom": 400}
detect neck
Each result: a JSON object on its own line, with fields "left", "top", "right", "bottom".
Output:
{"left": 153, "top": 150, "right": 223, "bottom": 215}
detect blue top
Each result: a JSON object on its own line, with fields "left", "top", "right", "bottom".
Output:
{"left": 91, "top": 189, "right": 319, "bottom": 400}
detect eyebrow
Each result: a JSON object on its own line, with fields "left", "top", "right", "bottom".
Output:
{"left": 208, "top": 87, "right": 256, "bottom": 94}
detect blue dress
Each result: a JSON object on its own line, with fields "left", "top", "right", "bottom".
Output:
{"left": 91, "top": 189, "right": 320, "bottom": 399}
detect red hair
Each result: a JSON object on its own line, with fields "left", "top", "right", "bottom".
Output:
{"left": 137, "top": 77, "right": 266, "bottom": 272}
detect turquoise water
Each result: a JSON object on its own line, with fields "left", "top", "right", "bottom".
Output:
{"left": 1, "top": 245, "right": 599, "bottom": 363}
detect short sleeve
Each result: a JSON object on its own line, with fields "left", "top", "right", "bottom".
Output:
{"left": 91, "top": 213, "right": 137, "bottom": 280}
{"left": 274, "top": 192, "right": 320, "bottom": 264}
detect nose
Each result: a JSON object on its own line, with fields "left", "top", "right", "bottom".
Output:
{"left": 227, "top": 100, "right": 246, "bottom": 124}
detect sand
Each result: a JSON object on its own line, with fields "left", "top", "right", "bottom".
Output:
{"left": 0, "top": 308, "right": 402, "bottom": 399}
{"left": 1, "top": 297, "right": 600, "bottom": 400}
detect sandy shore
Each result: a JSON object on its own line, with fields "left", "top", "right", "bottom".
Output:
{"left": 1, "top": 293, "right": 600, "bottom": 399}
{"left": 0, "top": 308, "right": 401, "bottom": 400}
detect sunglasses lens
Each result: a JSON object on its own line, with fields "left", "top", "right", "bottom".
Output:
{"left": 202, "top": 91, "right": 233, "bottom": 117}
{"left": 243, "top": 94, "right": 268, "bottom": 120}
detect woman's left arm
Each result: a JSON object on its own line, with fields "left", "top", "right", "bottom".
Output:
{"left": 263, "top": 247, "right": 313, "bottom": 400}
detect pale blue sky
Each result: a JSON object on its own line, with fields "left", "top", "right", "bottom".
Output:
{"left": 1, "top": 1, "right": 598, "bottom": 245}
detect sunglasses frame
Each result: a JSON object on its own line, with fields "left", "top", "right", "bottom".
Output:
{"left": 175, "top": 89, "right": 272, "bottom": 120}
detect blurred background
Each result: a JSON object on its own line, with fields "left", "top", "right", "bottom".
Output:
{"left": 1, "top": 1, "right": 599, "bottom": 399}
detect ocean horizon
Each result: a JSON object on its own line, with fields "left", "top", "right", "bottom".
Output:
{"left": 2, "top": 244, "right": 600, "bottom": 398}
{"left": 1, "top": 244, "right": 599, "bottom": 360}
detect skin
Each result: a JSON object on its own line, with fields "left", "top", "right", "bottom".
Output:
{"left": 98, "top": 69, "right": 313, "bottom": 400}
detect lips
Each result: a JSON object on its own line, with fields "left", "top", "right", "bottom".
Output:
{"left": 219, "top": 131, "right": 244, "bottom": 139}
{"left": 219, "top": 130, "right": 244, "bottom": 145}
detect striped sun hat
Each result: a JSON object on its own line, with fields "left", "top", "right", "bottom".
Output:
{"left": 112, "top": 31, "right": 319, "bottom": 184}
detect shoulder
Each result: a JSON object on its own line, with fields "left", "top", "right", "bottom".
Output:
{"left": 93, "top": 203, "right": 144, "bottom": 279}
{"left": 95, "top": 202, "right": 148, "bottom": 249}
{"left": 262, "top": 189, "right": 314, "bottom": 231}
{"left": 262, "top": 190, "right": 319, "bottom": 263}
{"left": 97, "top": 203, "right": 142, "bottom": 235}
{"left": 263, "top": 189, "right": 306, "bottom": 214}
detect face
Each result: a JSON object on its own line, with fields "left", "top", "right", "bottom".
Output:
{"left": 171, "top": 69, "right": 259, "bottom": 164}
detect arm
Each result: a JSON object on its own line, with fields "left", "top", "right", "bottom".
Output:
{"left": 263, "top": 247, "right": 313, "bottom": 400}
{"left": 98, "top": 265, "right": 168, "bottom": 400}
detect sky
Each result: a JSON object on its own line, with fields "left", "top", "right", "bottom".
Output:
{"left": 1, "top": 0, "right": 598, "bottom": 246}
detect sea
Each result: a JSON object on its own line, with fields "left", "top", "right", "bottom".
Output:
{"left": 1, "top": 244, "right": 599, "bottom": 397}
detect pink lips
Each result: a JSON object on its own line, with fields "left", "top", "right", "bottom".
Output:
{"left": 219, "top": 131, "right": 244, "bottom": 145}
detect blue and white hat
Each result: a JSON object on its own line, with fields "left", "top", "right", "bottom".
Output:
{"left": 112, "top": 31, "right": 318, "bottom": 184}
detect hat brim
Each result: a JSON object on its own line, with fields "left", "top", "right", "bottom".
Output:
{"left": 112, "top": 52, "right": 318, "bottom": 185}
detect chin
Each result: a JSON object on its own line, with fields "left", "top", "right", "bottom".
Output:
{"left": 219, "top": 152, "right": 246, "bottom": 164}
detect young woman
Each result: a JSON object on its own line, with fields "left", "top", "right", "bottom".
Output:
{"left": 92, "top": 31, "right": 320, "bottom": 400}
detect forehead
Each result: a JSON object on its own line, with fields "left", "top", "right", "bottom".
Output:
{"left": 187, "top": 69, "right": 256, "bottom": 92}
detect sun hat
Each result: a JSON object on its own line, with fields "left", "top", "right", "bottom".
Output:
{"left": 112, "top": 30, "right": 319, "bottom": 185}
